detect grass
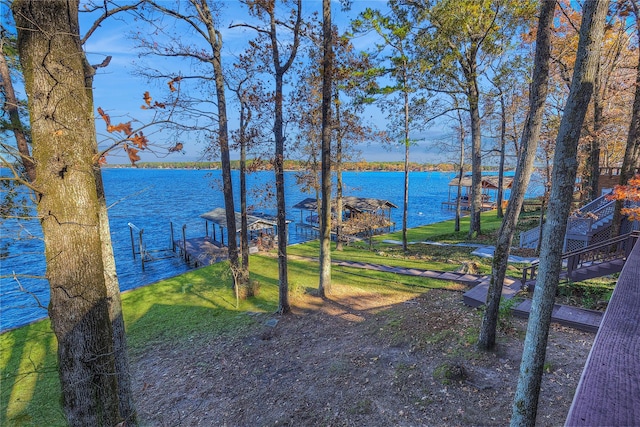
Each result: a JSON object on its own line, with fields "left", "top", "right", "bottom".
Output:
{"left": 0, "top": 209, "right": 520, "bottom": 426}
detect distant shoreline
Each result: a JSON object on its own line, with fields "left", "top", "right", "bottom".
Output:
{"left": 101, "top": 161, "right": 507, "bottom": 173}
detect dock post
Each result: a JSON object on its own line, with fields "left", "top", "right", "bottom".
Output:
{"left": 182, "top": 224, "right": 188, "bottom": 263}
{"left": 129, "top": 224, "right": 136, "bottom": 260}
{"left": 139, "top": 228, "right": 145, "bottom": 272}
{"left": 170, "top": 222, "right": 175, "bottom": 252}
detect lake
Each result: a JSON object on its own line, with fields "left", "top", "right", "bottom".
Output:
{"left": 0, "top": 169, "right": 539, "bottom": 331}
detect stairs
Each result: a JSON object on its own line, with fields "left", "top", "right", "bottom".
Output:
{"left": 519, "top": 193, "right": 616, "bottom": 251}
{"left": 568, "top": 258, "right": 626, "bottom": 282}
{"left": 522, "top": 231, "right": 639, "bottom": 286}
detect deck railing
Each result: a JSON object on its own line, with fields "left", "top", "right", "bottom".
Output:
{"left": 565, "top": 195, "right": 615, "bottom": 236}
{"left": 521, "top": 231, "right": 639, "bottom": 285}
{"left": 565, "top": 231, "right": 638, "bottom": 280}
{"left": 565, "top": 232, "right": 640, "bottom": 425}
{"left": 519, "top": 193, "right": 616, "bottom": 250}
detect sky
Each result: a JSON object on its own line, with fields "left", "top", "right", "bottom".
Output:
{"left": 76, "top": 0, "right": 455, "bottom": 165}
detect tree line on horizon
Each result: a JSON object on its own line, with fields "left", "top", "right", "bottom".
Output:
{"left": 104, "top": 159, "right": 486, "bottom": 172}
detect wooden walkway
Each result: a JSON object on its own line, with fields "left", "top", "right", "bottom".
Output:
{"left": 565, "top": 236, "right": 640, "bottom": 425}
{"left": 462, "top": 277, "right": 603, "bottom": 333}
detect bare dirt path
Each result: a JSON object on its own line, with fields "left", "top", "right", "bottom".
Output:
{"left": 132, "top": 286, "right": 594, "bottom": 426}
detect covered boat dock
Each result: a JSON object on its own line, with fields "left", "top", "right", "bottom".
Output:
{"left": 442, "top": 175, "right": 513, "bottom": 211}
{"left": 172, "top": 208, "right": 289, "bottom": 267}
{"left": 292, "top": 196, "right": 397, "bottom": 239}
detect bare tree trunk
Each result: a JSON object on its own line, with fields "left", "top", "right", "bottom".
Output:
{"left": 477, "top": 0, "right": 555, "bottom": 351}
{"left": 318, "top": 0, "right": 332, "bottom": 297}
{"left": 95, "top": 172, "right": 136, "bottom": 424}
{"left": 335, "top": 88, "right": 344, "bottom": 252}
{"left": 455, "top": 107, "right": 465, "bottom": 232}
{"left": 587, "top": 63, "right": 603, "bottom": 201}
{"left": 239, "top": 112, "right": 250, "bottom": 284}
{"left": 497, "top": 92, "right": 507, "bottom": 218}
{"left": 269, "top": 0, "right": 301, "bottom": 314}
{"left": 402, "top": 68, "right": 410, "bottom": 252}
{"left": 12, "top": 1, "right": 122, "bottom": 424}
{"left": 206, "top": 3, "right": 240, "bottom": 287}
{"left": 511, "top": 1, "right": 608, "bottom": 425}
{"left": 468, "top": 74, "right": 482, "bottom": 238}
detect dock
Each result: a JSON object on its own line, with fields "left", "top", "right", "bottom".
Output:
{"left": 173, "top": 236, "right": 228, "bottom": 267}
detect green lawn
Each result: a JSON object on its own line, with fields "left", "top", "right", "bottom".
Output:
{"left": 0, "top": 211, "right": 506, "bottom": 426}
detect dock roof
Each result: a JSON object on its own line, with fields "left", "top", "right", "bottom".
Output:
{"left": 448, "top": 175, "right": 513, "bottom": 190}
{"left": 200, "top": 208, "right": 279, "bottom": 231}
{"left": 292, "top": 197, "right": 398, "bottom": 213}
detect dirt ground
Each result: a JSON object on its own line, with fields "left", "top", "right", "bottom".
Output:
{"left": 131, "top": 286, "right": 594, "bottom": 426}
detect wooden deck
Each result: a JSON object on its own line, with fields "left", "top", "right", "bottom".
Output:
{"left": 565, "top": 236, "right": 640, "bottom": 425}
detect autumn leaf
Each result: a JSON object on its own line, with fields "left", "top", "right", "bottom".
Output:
{"left": 97, "top": 107, "right": 111, "bottom": 127}
{"left": 607, "top": 174, "right": 640, "bottom": 221}
{"left": 143, "top": 91, "right": 152, "bottom": 107}
{"left": 128, "top": 131, "right": 148, "bottom": 149}
{"left": 168, "top": 76, "right": 182, "bottom": 92}
{"left": 168, "top": 142, "right": 183, "bottom": 152}
{"left": 123, "top": 144, "right": 140, "bottom": 165}
{"left": 107, "top": 122, "right": 134, "bottom": 136}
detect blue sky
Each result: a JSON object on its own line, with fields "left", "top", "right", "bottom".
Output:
{"left": 76, "top": 0, "right": 453, "bottom": 165}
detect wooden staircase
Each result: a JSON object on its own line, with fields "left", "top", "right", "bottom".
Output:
{"left": 521, "top": 231, "right": 640, "bottom": 287}
{"left": 519, "top": 193, "right": 616, "bottom": 251}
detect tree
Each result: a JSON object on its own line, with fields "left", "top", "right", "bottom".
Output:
{"left": 477, "top": 0, "right": 555, "bottom": 351}
{"left": 548, "top": 0, "right": 636, "bottom": 200}
{"left": 318, "top": 0, "right": 333, "bottom": 297}
{"left": 414, "top": 0, "right": 536, "bottom": 238}
{"left": 585, "top": 6, "right": 636, "bottom": 200}
{"left": 234, "top": 0, "right": 303, "bottom": 314}
{"left": 135, "top": 0, "right": 243, "bottom": 288}
{"left": 612, "top": 0, "right": 640, "bottom": 236}
{"left": 0, "top": 32, "right": 35, "bottom": 182}
{"left": 511, "top": 1, "right": 609, "bottom": 425}
{"left": 227, "top": 53, "right": 269, "bottom": 288}
{"left": 11, "top": 1, "right": 123, "bottom": 424}
{"left": 351, "top": 2, "right": 423, "bottom": 252}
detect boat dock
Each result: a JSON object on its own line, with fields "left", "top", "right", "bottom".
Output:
{"left": 173, "top": 235, "right": 228, "bottom": 268}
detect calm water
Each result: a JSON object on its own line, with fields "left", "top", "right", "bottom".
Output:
{"left": 0, "top": 169, "right": 537, "bottom": 331}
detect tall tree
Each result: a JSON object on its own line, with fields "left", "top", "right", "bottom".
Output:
{"left": 351, "top": 3, "right": 422, "bottom": 251}
{"left": 549, "top": 0, "right": 636, "bottom": 198}
{"left": 136, "top": 0, "right": 243, "bottom": 287}
{"left": 234, "top": 0, "right": 303, "bottom": 313}
{"left": 511, "top": 1, "right": 609, "bottom": 425}
{"left": 227, "top": 53, "right": 268, "bottom": 287}
{"left": 612, "top": 0, "right": 640, "bottom": 236}
{"left": 414, "top": 0, "right": 535, "bottom": 238}
{"left": 319, "top": 0, "right": 333, "bottom": 297}
{"left": 11, "top": 1, "right": 123, "bottom": 424}
{"left": 478, "top": 0, "right": 555, "bottom": 351}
